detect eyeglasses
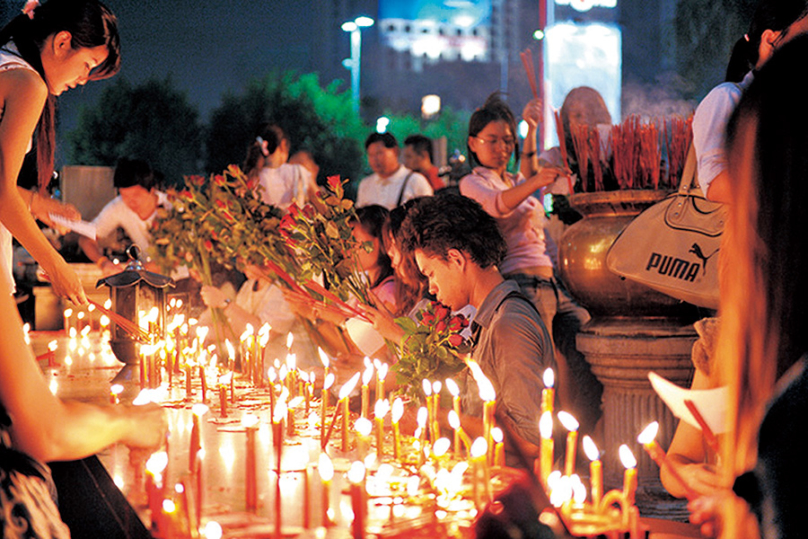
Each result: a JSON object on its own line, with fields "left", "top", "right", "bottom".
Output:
{"left": 475, "top": 136, "right": 516, "bottom": 149}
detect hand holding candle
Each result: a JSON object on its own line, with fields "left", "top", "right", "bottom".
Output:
{"left": 638, "top": 421, "right": 698, "bottom": 501}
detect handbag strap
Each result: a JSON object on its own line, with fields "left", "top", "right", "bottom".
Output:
{"left": 395, "top": 171, "right": 414, "bottom": 207}
{"left": 677, "top": 143, "right": 705, "bottom": 198}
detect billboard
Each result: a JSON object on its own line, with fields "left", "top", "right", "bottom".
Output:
{"left": 379, "top": 0, "right": 491, "bottom": 28}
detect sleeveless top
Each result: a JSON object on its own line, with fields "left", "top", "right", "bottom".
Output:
{"left": 0, "top": 44, "right": 38, "bottom": 289}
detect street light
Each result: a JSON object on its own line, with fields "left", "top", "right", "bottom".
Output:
{"left": 342, "top": 16, "right": 374, "bottom": 113}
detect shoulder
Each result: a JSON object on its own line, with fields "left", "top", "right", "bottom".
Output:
{"left": 695, "top": 81, "right": 744, "bottom": 121}
{"left": 0, "top": 66, "right": 47, "bottom": 106}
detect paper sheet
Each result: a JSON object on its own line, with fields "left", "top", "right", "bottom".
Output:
{"left": 345, "top": 317, "right": 385, "bottom": 357}
{"left": 48, "top": 213, "right": 97, "bottom": 240}
{"left": 648, "top": 371, "right": 728, "bottom": 434}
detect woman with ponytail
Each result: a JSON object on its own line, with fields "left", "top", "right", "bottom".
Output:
{"left": 0, "top": 0, "right": 120, "bottom": 304}
{"left": 693, "top": 0, "right": 808, "bottom": 203}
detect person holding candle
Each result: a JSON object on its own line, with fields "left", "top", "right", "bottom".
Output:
{"left": 399, "top": 194, "right": 555, "bottom": 459}
{"left": 459, "top": 92, "right": 600, "bottom": 435}
{"left": 687, "top": 35, "right": 808, "bottom": 539}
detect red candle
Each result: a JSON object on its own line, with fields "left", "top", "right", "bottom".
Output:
{"left": 348, "top": 462, "right": 366, "bottom": 539}
{"left": 189, "top": 404, "right": 208, "bottom": 473}
{"left": 318, "top": 453, "right": 334, "bottom": 527}
{"left": 218, "top": 385, "right": 227, "bottom": 418}
{"left": 243, "top": 414, "right": 259, "bottom": 511}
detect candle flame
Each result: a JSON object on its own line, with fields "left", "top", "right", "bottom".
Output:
{"left": 175, "top": 482, "right": 185, "bottom": 494}
{"left": 550, "top": 475, "right": 572, "bottom": 507}
{"left": 241, "top": 413, "right": 259, "bottom": 429}
{"left": 362, "top": 365, "right": 374, "bottom": 386}
{"left": 470, "top": 437, "right": 487, "bottom": 458}
{"left": 572, "top": 475, "right": 588, "bottom": 503}
{"left": 392, "top": 398, "right": 404, "bottom": 423}
{"left": 267, "top": 367, "right": 277, "bottom": 383}
{"left": 318, "top": 347, "right": 330, "bottom": 368}
{"left": 299, "top": 371, "right": 309, "bottom": 383}
{"left": 218, "top": 372, "right": 232, "bottom": 385}
{"left": 539, "top": 411, "right": 553, "bottom": 439}
{"left": 432, "top": 380, "right": 442, "bottom": 394}
{"left": 433, "top": 437, "right": 451, "bottom": 457}
{"left": 557, "top": 411, "right": 579, "bottom": 432}
{"left": 104, "top": 299, "right": 112, "bottom": 309}
{"left": 279, "top": 364, "right": 288, "bottom": 379}
{"left": 286, "top": 332, "right": 294, "bottom": 349}
{"left": 355, "top": 417, "right": 372, "bottom": 436}
{"left": 202, "top": 521, "right": 223, "bottom": 539}
{"left": 347, "top": 461, "right": 366, "bottom": 484}
{"left": 77, "top": 311, "right": 85, "bottom": 320}
{"left": 259, "top": 330, "right": 270, "bottom": 347}
{"left": 259, "top": 323, "right": 271, "bottom": 337}
{"left": 374, "top": 399, "right": 390, "bottom": 419}
{"left": 64, "top": 308, "right": 73, "bottom": 317}
{"left": 339, "top": 372, "right": 361, "bottom": 400}
{"left": 47, "top": 340, "right": 58, "bottom": 352}
{"left": 146, "top": 451, "right": 169, "bottom": 474}
{"left": 225, "top": 340, "right": 235, "bottom": 360}
{"left": 445, "top": 378, "right": 459, "bottom": 397}
{"left": 582, "top": 435, "right": 600, "bottom": 462}
{"left": 417, "top": 407, "right": 428, "bottom": 426}
{"left": 288, "top": 396, "right": 304, "bottom": 409}
{"left": 196, "top": 326, "right": 209, "bottom": 342}
{"left": 324, "top": 372, "right": 335, "bottom": 390}
{"left": 491, "top": 426, "right": 503, "bottom": 444}
{"left": 192, "top": 403, "right": 209, "bottom": 417}
{"left": 318, "top": 453, "right": 334, "bottom": 482}
{"left": 619, "top": 444, "right": 637, "bottom": 469}
{"left": 110, "top": 384, "right": 124, "bottom": 396}
{"left": 637, "top": 421, "right": 660, "bottom": 445}
{"left": 468, "top": 360, "right": 496, "bottom": 401}
{"left": 377, "top": 362, "right": 388, "bottom": 380}
{"left": 273, "top": 401, "right": 287, "bottom": 423}
{"left": 543, "top": 368, "right": 555, "bottom": 388}
{"left": 448, "top": 410, "right": 460, "bottom": 430}
{"left": 162, "top": 499, "right": 177, "bottom": 513}
{"left": 422, "top": 379, "right": 432, "bottom": 396}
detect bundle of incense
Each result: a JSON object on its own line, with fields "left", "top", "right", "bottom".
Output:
{"left": 553, "top": 110, "right": 570, "bottom": 172}
{"left": 87, "top": 299, "right": 150, "bottom": 342}
{"left": 611, "top": 116, "right": 641, "bottom": 190}
{"left": 665, "top": 115, "right": 692, "bottom": 187}
{"left": 570, "top": 123, "right": 591, "bottom": 191}
{"left": 519, "top": 48, "right": 539, "bottom": 99}
{"left": 638, "top": 122, "right": 661, "bottom": 190}
{"left": 284, "top": 288, "right": 363, "bottom": 322}
{"left": 589, "top": 127, "right": 604, "bottom": 192}
{"left": 302, "top": 280, "right": 371, "bottom": 323}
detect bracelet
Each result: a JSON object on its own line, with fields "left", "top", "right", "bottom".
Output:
{"left": 521, "top": 151, "right": 537, "bottom": 158}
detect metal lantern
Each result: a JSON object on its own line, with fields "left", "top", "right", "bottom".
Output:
{"left": 97, "top": 246, "right": 174, "bottom": 382}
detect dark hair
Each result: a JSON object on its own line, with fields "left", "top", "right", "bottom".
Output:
{"left": 113, "top": 158, "right": 155, "bottom": 190}
{"left": 725, "top": 0, "right": 808, "bottom": 78}
{"left": 353, "top": 205, "right": 394, "bottom": 290}
{"left": 243, "top": 140, "right": 265, "bottom": 178}
{"left": 404, "top": 134, "right": 434, "bottom": 163}
{"left": 364, "top": 132, "right": 398, "bottom": 150}
{"left": 383, "top": 199, "right": 429, "bottom": 314}
{"left": 0, "top": 0, "right": 120, "bottom": 191}
{"left": 259, "top": 125, "right": 287, "bottom": 155}
{"left": 400, "top": 193, "right": 507, "bottom": 269}
{"left": 467, "top": 92, "right": 519, "bottom": 168}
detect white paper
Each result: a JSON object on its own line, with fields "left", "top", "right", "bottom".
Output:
{"left": 48, "top": 213, "right": 97, "bottom": 240}
{"left": 345, "top": 317, "right": 385, "bottom": 356}
{"left": 648, "top": 371, "right": 728, "bottom": 434}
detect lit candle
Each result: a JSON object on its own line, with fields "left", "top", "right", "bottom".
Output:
{"left": 355, "top": 417, "right": 372, "bottom": 461}
{"left": 199, "top": 362, "right": 208, "bottom": 404}
{"left": 185, "top": 364, "right": 193, "bottom": 399}
{"left": 218, "top": 383, "right": 227, "bottom": 418}
{"left": 272, "top": 400, "right": 286, "bottom": 539}
{"left": 268, "top": 367, "right": 277, "bottom": 413}
{"left": 416, "top": 406, "right": 428, "bottom": 465}
{"left": 541, "top": 368, "right": 555, "bottom": 416}
{"left": 361, "top": 364, "right": 373, "bottom": 419}
{"left": 468, "top": 360, "right": 496, "bottom": 465}
{"left": 491, "top": 427, "right": 504, "bottom": 468}
{"left": 109, "top": 383, "right": 123, "bottom": 405}
{"left": 446, "top": 378, "right": 461, "bottom": 419}
{"left": 287, "top": 396, "right": 304, "bottom": 437}
{"left": 431, "top": 380, "right": 442, "bottom": 442}
{"left": 348, "top": 461, "right": 366, "bottom": 539}
{"left": 189, "top": 404, "right": 208, "bottom": 473}
{"left": 619, "top": 444, "right": 638, "bottom": 516}
{"left": 374, "top": 399, "right": 389, "bottom": 461}
{"left": 299, "top": 371, "right": 310, "bottom": 414}
{"left": 448, "top": 410, "right": 471, "bottom": 457}
{"left": 422, "top": 379, "right": 433, "bottom": 440}
{"left": 376, "top": 362, "right": 388, "bottom": 403}
{"left": 539, "top": 411, "right": 554, "bottom": 487}
{"left": 391, "top": 398, "right": 404, "bottom": 461}
{"left": 145, "top": 451, "right": 169, "bottom": 535}
{"left": 340, "top": 372, "right": 361, "bottom": 453}
{"left": 557, "top": 411, "right": 579, "bottom": 477}
{"left": 318, "top": 452, "right": 334, "bottom": 528}
{"left": 582, "top": 435, "right": 602, "bottom": 507}
{"left": 63, "top": 308, "right": 73, "bottom": 334}
{"left": 638, "top": 421, "right": 697, "bottom": 500}
{"left": 469, "top": 437, "right": 487, "bottom": 509}
{"left": 243, "top": 414, "right": 259, "bottom": 511}
{"left": 257, "top": 325, "right": 270, "bottom": 386}
{"left": 318, "top": 347, "right": 330, "bottom": 385}
{"left": 321, "top": 373, "right": 335, "bottom": 447}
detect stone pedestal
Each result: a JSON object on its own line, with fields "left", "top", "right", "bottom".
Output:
{"left": 577, "top": 317, "right": 697, "bottom": 517}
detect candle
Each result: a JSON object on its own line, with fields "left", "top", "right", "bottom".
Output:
{"left": 318, "top": 452, "right": 334, "bottom": 527}
{"left": 541, "top": 368, "right": 555, "bottom": 416}
{"left": 348, "top": 461, "right": 366, "bottom": 539}
{"left": 469, "top": 437, "right": 487, "bottom": 509}
{"left": 446, "top": 378, "right": 461, "bottom": 419}
{"left": 582, "top": 435, "right": 602, "bottom": 507}
{"left": 185, "top": 365, "right": 193, "bottom": 399}
{"left": 243, "top": 414, "right": 259, "bottom": 511}
{"left": 272, "top": 400, "right": 286, "bottom": 539}
{"left": 302, "top": 464, "right": 310, "bottom": 529}
{"left": 218, "top": 384, "right": 227, "bottom": 418}
{"left": 300, "top": 371, "right": 311, "bottom": 414}
{"left": 340, "top": 372, "right": 361, "bottom": 453}
{"left": 287, "top": 396, "right": 304, "bottom": 437}
{"left": 376, "top": 362, "right": 388, "bottom": 403}
{"left": 145, "top": 451, "right": 169, "bottom": 535}
{"left": 638, "top": 421, "right": 698, "bottom": 500}
{"left": 539, "top": 411, "right": 554, "bottom": 487}
{"left": 318, "top": 347, "right": 330, "bottom": 385}
{"left": 448, "top": 410, "right": 471, "bottom": 457}
{"left": 189, "top": 404, "right": 208, "bottom": 473}
{"left": 491, "top": 427, "right": 504, "bottom": 467}
{"left": 355, "top": 417, "right": 372, "bottom": 461}
{"left": 431, "top": 380, "right": 442, "bottom": 442}
{"left": 416, "top": 406, "right": 428, "bottom": 465}
{"left": 391, "top": 398, "right": 404, "bottom": 461}
{"left": 361, "top": 364, "right": 373, "bottom": 419}
{"left": 468, "top": 360, "right": 497, "bottom": 465}
{"left": 199, "top": 364, "right": 208, "bottom": 403}
{"left": 268, "top": 367, "right": 277, "bottom": 413}
{"left": 321, "top": 373, "right": 335, "bottom": 447}
{"left": 619, "top": 444, "right": 638, "bottom": 511}
{"left": 109, "top": 383, "right": 123, "bottom": 405}
{"left": 558, "top": 411, "right": 579, "bottom": 477}
{"left": 258, "top": 326, "right": 270, "bottom": 387}
{"left": 422, "top": 379, "right": 433, "bottom": 441}
{"left": 374, "top": 399, "right": 389, "bottom": 461}
{"left": 63, "top": 308, "right": 73, "bottom": 334}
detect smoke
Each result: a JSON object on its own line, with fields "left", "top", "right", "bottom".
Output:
{"left": 621, "top": 72, "right": 697, "bottom": 121}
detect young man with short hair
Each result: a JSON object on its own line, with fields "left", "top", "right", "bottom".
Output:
{"left": 356, "top": 132, "right": 433, "bottom": 210}
{"left": 400, "top": 194, "right": 554, "bottom": 452}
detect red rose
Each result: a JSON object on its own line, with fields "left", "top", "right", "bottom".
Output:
{"left": 189, "top": 175, "right": 205, "bottom": 186}
{"left": 302, "top": 204, "right": 315, "bottom": 219}
{"left": 288, "top": 203, "right": 300, "bottom": 218}
{"left": 436, "top": 320, "right": 447, "bottom": 333}
{"left": 448, "top": 334, "right": 464, "bottom": 347}
{"left": 280, "top": 213, "right": 296, "bottom": 230}
{"left": 180, "top": 190, "right": 193, "bottom": 201}
{"left": 213, "top": 174, "right": 226, "bottom": 186}
{"left": 448, "top": 316, "right": 464, "bottom": 332}
{"left": 420, "top": 312, "right": 435, "bottom": 326}
{"left": 215, "top": 199, "right": 227, "bottom": 209}
{"left": 435, "top": 305, "right": 451, "bottom": 321}
{"left": 204, "top": 240, "right": 213, "bottom": 250}
{"left": 327, "top": 175, "right": 342, "bottom": 191}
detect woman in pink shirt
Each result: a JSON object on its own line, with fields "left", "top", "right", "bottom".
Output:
{"left": 459, "top": 92, "right": 602, "bottom": 434}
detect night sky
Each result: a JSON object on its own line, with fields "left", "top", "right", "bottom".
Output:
{"left": 57, "top": 0, "right": 336, "bottom": 134}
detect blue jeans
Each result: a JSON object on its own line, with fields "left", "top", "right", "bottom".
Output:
{"left": 504, "top": 272, "right": 603, "bottom": 433}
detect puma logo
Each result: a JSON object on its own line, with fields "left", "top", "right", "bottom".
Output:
{"left": 688, "top": 243, "right": 719, "bottom": 276}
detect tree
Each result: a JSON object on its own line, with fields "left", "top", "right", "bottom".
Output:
{"left": 66, "top": 77, "right": 203, "bottom": 186}
{"left": 205, "top": 72, "right": 367, "bottom": 187}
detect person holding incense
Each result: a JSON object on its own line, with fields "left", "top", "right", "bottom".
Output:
{"left": 399, "top": 193, "right": 554, "bottom": 454}
{"left": 686, "top": 36, "right": 808, "bottom": 539}
{"left": 459, "top": 92, "right": 600, "bottom": 436}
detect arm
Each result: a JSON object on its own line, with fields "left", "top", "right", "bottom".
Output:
{"left": 0, "top": 273, "right": 165, "bottom": 462}
{"left": 0, "top": 70, "right": 85, "bottom": 304}
{"left": 25, "top": 187, "right": 81, "bottom": 233}
{"left": 519, "top": 98, "right": 542, "bottom": 179}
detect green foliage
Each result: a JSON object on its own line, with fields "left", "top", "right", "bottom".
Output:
{"left": 205, "top": 73, "right": 367, "bottom": 186}
{"left": 66, "top": 77, "right": 204, "bottom": 186}
{"left": 373, "top": 107, "right": 471, "bottom": 165}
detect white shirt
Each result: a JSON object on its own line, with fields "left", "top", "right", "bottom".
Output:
{"left": 93, "top": 190, "right": 169, "bottom": 257}
{"left": 258, "top": 164, "right": 315, "bottom": 210}
{"left": 356, "top": 165, "right": 433, "bottom": 210}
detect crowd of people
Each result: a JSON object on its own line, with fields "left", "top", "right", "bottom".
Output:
{"left": 1, "top": 0, "right": 808, "bottom": 537}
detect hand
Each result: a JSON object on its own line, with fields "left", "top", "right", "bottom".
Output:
{"left": 364, "top": 305, "right": 404, "bottom": 343}
{"left": 200, "top": 285, "right": 229, "bottom": 309}
{"left": 98, "top": 257, "right": 123, "bottom": 277}
{"left": 31, "top": 194, "right": 81, "bottom": 234}
{"left": 42, "top": 258, "right": 87, "bottom": 305}
{"left": 527, "top": 165, "right": 568, "bottom": 191}
{"left": 120, "top": 403, "right": 168, "bottom": 450}
{"left": 688, "top": 491, "right": 758, "bottom": 539}
{"left": 522, "top": 98, "right": 543, "bottom": 129}
{"left": 674, "top": 462, "right": 722, "bottom": 498}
